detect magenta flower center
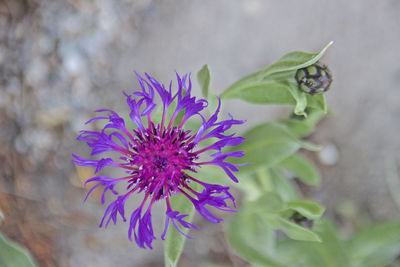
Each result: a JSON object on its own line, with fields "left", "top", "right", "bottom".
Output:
{"left": 129, "top": 123, "right": 198, "bottom": 200}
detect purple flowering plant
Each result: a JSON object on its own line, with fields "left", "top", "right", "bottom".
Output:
{"left": 71, "top": 43, "right": 341, "bottom": 267}
{"left": 72, "top": 72, "right": 245, "bottom": 249}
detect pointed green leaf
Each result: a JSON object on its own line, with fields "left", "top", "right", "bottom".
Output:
{"left": 262, "top": 41, "right": 333, "bottom": 76}
{"left": 197, "top": 64, "right": 211, "bottom": 99}
{"left": 307, "top": 94, "right": 327, "bottom": 113}
{"left": 247, "top": 192, "right": 285, "bottom": 213}
{"left": 347, "top": 220, "right": 400, "bottom": 267}
{"left": 189, "top": 164, "right": 227, "bottom": 185}
{"left": 207, "top": 93, "right": 220, "bottom": 114}
{"left": 276, "top": 221, "right": 350, "bottom": 267}
{"left": 278, "top": 154, "right": 321, "bottom": 185}
{"left": 285, "top": 200, "right": 325, "bottom": 220}
{"left": 0, "top": 232, "right": 36, "bottom": 267}
{"left": 163, "top": 185, "right": 199, "bottom": 267}
{"left": 229, "top": 122, "right": 316, "bottom": 172}
{"left": 310, "top": 222, "right": 351, "bottom": 267}
{"left": 221, "top": 82, "right": 295, "bottom": 105}
{"left": 269, "top": 168, "right": 299, "bottom": 202}
{"left": 263, "top": 214, "right": 321, "bottom": 242}
{"left": 287, "top": 83, "right": 308, "bottom": 116}
{"left": 226, "top": 212, "right": 286, "bottom": 267}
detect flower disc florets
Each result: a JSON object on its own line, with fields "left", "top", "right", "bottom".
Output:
{"left": 72, "top": 72, "right": 245, "bottom": 249}
{"left": 130, "top": 125, "right": 198, "bottom": 200}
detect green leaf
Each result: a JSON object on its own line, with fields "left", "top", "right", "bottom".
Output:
{"left": 276, "top": 221, "right": 350, "bottom": 267}
{"left": 262, "top": 41, "right": 333, "bottom": 76}
{"left": 190, "top": 164, "right": 227, "bottom": 185}
{"left": 229, "top": 122, "right": 317, "bottom": 173}
{"left": 234, "top": 173, "right": 264, "bottom": 201}
{"left": 311, "top": 222, "right": 351, "bottom": 267}
{"left": 278, "top": 109, "right": 326, "bottom": 138}
{"left": 247, "top": 192, "right": 285, "bottom": 213}
{"left": 307, "top": 94, "right": 327, "bottom": 113}
{"left": 287, "top": 83, "right": 308, "bottom": 116}
{"left": 226, "top": 193, "right": 325, "bottom": 265}
{"left": 197, "top": 64, "right": 211, "bottom": 99}
{"left": 163, "top": 185, "right": 199, "bottom": 267}
{"left": 263, "top": 214, "right": 321, "bottom": 242}
{"left": 278, "top": 154, "right": 321, "bottom": 185}
{"left": 221, "top": 82, "right": 295, "bottom": 105}
{"left": 285, "top": 200, "right": 325, "bottom": 220}
{"left": 226, "top": 212, "right": 286, "bottom": 267}
{"left": 207, "top": 93, "right": 220, "bottom": 114}
{"left": 347, "top": 220, "right": 400, "bottom": 267}
{"left": 269, "top": 168, "right": 299, "bottom": 202}
{"left": 0, "top": 232, "right": 36, "bottom": 267}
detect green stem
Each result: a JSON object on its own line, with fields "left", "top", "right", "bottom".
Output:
{"left": 256, "top": 167, "right": 273, "bottom": 192}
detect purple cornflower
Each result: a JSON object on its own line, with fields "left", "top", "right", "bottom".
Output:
{"left": 72, "top": 72, "right": 245, "bottom": 249}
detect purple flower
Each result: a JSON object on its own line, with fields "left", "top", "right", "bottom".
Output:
{"left": 73, "top": 72, "right": 245, "bottom": 249}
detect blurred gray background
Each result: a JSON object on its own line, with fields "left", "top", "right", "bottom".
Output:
{"left": 0, "top": 0, "right": 399, "bottom": 266}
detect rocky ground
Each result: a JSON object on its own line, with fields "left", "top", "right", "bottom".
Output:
{"left": 1, "top": 0, "right": 399, "bottom": 266}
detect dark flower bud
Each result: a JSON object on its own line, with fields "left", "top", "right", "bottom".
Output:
{"left": 295, "top": 63, "right": 332, "bottom": 95}
{"left": 290, "top": 212, "right": 314, "bottom": 229}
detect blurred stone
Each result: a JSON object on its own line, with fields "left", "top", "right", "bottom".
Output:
{"left": 36, "top": 107, "right": 70, "bottom": 128}
{"left": 14, "top": 135, "right": 30, "bottom": 154}
{"left": 318, "top": 143, "right": 340, "bottom": 166}
{"left": 0, "top": 209, "right": 4, "bottom": 224}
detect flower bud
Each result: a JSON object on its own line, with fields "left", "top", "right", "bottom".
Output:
{"left": 295, "top": 63, "right": 332, "bottom": 95}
